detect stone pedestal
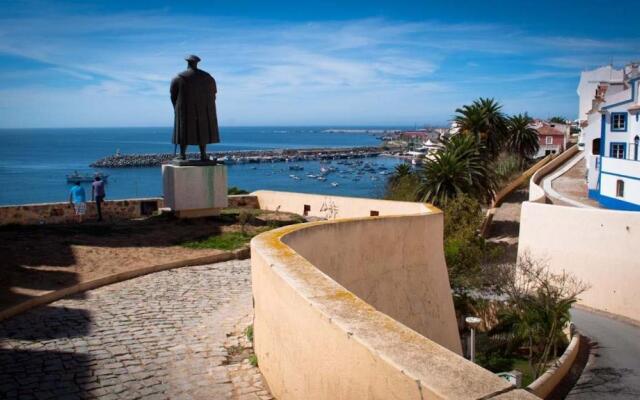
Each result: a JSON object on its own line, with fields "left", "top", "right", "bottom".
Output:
{"left": 162, "top": 164, "right": 228, "bottom": 218}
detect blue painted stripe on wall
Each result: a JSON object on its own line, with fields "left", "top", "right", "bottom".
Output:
{"left": 597, "top": 114, "right": 606, "bottom": 194}
{"left": 603, "top": 78, "right": 639, "bottom": 110}
{"left": 597, "top": 193, "right": 640, "bottom": 211}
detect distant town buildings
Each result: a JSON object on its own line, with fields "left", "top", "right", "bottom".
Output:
{"left": 530, "top": 120, "right": 569, "bottom": 158}
{"left": 578, "top": 62, "right": 640, "bottom": 210}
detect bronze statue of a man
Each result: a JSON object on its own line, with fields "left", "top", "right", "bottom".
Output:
{"left": 170, "top": 55, "right": 220, "bottom": 161}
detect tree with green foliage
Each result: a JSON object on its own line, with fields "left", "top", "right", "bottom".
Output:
{"left": 549, "top": 116, "right": 566, "bottom": 124}
{"left": 416, "top": 135, "right": 496, "bottom": 207}
{"left": 490, "top": 256, "right": 588, "bottom": 377}
{"left": 442, "top": 194, "right": 486, "bottom": 294}
{"left": 506, "top": 113, "right": 540, "bottom": 166}
{"left": 454, "top": 98, "right": 507, "bottom": 160}
{"left": 384, "top": 163, "right": 419, "bottom": 201}
{"left": 389, "top": 163, "right": 412, "bottom": 187}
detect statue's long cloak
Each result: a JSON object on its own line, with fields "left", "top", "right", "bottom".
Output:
{"left": 170, "top": 68, "right": 220, "bottom": 145}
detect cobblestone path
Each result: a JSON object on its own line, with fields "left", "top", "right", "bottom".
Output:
{"left": 0, "top": 260, "right": 272, "bottom": 400}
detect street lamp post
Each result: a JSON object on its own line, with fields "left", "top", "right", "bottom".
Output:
{"left": 465, "top": 316, "right": 482, "bottom": 363}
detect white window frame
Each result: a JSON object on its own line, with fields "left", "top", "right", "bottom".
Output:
{"left": 545, "top": 136, "right": 553, "bottom": 145}
{"left": 610, "top": 143, "right": 626, "bottom": 159}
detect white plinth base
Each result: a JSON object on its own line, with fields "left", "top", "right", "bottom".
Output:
{"left": 162, "top": 164, "right": 228, "bottom": 217}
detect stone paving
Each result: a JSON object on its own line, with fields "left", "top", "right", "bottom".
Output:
{"left": 0, "top": 260, "right": 272, "bottom": 400}
{"left": 550, "top": 155, "right": 601, "bottom": 208}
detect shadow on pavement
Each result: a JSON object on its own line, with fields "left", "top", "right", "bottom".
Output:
{"left": 0, "top": 295, "right": 95, "bottom": 398}
{"left": 0, "top": 306, "right": 91, "bottom": 340}
{"left": 0, "top": 348, "right": 92, "bottom": 399}
{"left": 0, "top": 214, "right": 228, "bottom": 310}
{"left": 553, "top": 337, "right": 640, "bottom": 399}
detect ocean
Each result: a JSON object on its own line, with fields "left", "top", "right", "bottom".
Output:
{"left": 0, "top": 127, "right": 403, "bottom": 206}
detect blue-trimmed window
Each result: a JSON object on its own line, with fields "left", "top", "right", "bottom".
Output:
{"left": 611, "top": 112, "right": 627, "bottom": 131}
{"left": 610, "top": 142, "right": 626, "bottom": 159}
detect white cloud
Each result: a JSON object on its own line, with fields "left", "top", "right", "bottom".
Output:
{"left": 0, "top": 9, "right": 638, "bottom": 127}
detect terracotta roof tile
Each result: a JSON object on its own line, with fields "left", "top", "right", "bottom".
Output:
{"left": 537, "top": 125, "right": 566, "bottom": 136}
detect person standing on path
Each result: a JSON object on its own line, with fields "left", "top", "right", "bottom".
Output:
{"left": 69, "top": 181, "right": 86, "bottom": 223}
{"left": 92, "top": 176, "right": 106, "bottom": 222}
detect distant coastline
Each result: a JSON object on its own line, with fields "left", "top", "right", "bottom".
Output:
{"left": 90, "top": 146, "right": 397, "bottom": 168}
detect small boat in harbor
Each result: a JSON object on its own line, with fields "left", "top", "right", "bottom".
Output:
{"left": 66, "top": 171, "right": 109, "bottom": 183}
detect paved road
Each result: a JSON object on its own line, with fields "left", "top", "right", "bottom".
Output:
{"left": 567, "top": 308, "right": 640, "bottom": 399}
{"left": 0, "top": 260, "right": 271, "bottom": 400}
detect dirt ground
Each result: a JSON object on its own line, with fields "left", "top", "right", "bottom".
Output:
{"left": 485, "top": 187, "right": 529, "bottom": 263}
{"left": 0, "top": 211, "right": 300, "bottom": 311}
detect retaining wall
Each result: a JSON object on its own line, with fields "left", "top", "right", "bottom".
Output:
{"left": 529, "top": 145, "right": 579, "bottom": 203}
{"left": 518, "top": 201, "right": 640, "bottom": 322}
{"left": 527, "top": 331, "right": 581, "bottom": 399}
{"left": 521, "top": 144, "right": 640, "bottom": 322}
{"left": 0, "top": 198, "right": 163, "bottom": 225}
{"left": 227, "top": 194, "right": 259, "bottom": 209}
{"left": 252, "top": 189, "right": 434, "bottom": 219}
{"left": 251, "top": 191, "right": 538, "bottom": 399}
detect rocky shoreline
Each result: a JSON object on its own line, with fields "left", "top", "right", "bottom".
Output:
{"left": 91, "top": 146, "right": 396, "bottom": 168}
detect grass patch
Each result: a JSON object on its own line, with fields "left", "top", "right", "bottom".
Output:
{"left": 478, "top": 351, "right": 536, "bottom": 387}
{"left": 245, "top": 324, "right": 254, "bottom": 343}
{"left": 512, "top": 358, "right": 535, "bottom": 387}
{"left": 249, "top": 354, "right": 258, "bottom": 367}
{"left": 181, "top": 231, "right": 254, "bottom": 250}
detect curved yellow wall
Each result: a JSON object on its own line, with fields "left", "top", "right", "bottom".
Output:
{"left": 251, "top": 191, "right": 538, "bottom": 399}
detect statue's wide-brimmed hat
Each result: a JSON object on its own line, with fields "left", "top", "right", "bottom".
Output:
{"left": 185, "top": 55, "right": 201, "bottom": 63}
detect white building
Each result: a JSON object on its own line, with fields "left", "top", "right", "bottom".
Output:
{"left": 579, "top": 62, "right": 640, "bottom": 210}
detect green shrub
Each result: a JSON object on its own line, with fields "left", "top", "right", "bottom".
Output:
{"left": 245, "top": 324, "right": 254, "bottom": 343}
{"left": 228, "top": 186, "right": 250, "bottom": 195}
{"left": 249, "top": 354, "right": 258, "bottom": 367}
{"left": 238, "top": 210, "right": 254, "bottom": 234}
{"left": 442, "top": 195, "right": 487, "bottom": 294}
{"left": 492, "top": 154, "right": 521, "bottom": 187}
{"left": 384, "top": 173, "right": 419, "bottom": 201}
{"left": 477, "top": 352, "right": 515, "bottom": 373}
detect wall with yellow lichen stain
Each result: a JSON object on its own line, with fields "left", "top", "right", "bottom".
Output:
{"left": 251, "top": 192, "right": 536, "bottom": 400}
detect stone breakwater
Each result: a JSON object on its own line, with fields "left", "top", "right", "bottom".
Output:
{"left": 91, "top": 146, "right": 393, "bottom": 168}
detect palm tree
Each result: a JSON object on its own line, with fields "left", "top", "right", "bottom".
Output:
{"left": 506, "top": 113, "right": 539, "bottom": 166}
{"left": 389, "top": 163, "right": 412, "bottom": 187}
{"left": 416, "top": 135, "right": 496, "bottom": 206}
{"left": 454, "top": 103, "right": 486, "bottom": 140}
{"left": 454, "top": 98, "right": 507, "bottom": 160}
{"left": 476, "top": 98, "right": 507, "bottom": 158}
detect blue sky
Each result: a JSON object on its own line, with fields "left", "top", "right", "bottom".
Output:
{"left": 0, "top": 0, "right": 638, "bottom": 128}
